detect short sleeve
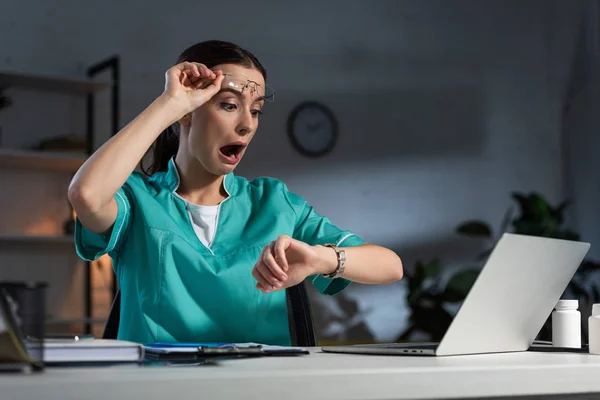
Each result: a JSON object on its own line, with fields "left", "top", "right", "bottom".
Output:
{"left": 74, "top": 186, "right": 133, "bottom": 262}
{"left": 283, "top": 186, "right": 367, "bottom": 295}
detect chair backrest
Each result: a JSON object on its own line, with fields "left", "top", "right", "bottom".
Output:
{"left": 101, "top": 290, "right": 121, "bottom": 340}
{"left": 286, "top": 282, "right": 317, "bottom": 346}
{"left": 102, "top": 282, "right": 316, "bottom": 347}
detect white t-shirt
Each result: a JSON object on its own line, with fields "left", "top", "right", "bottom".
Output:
{"left": 185, "top": 201, "right": 220, "bottom": 248}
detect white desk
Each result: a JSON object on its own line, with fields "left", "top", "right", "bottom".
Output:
{"left": 2, "top": 348, "right": 600, "bottom": 399}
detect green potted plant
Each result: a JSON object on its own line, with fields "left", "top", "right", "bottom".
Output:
{"left": 398, "top": 258, "right": 479, "bottom": 342}
{"left": 399, "top": 192, "right": 600, "bottom": 343}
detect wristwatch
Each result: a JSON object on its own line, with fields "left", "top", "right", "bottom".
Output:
{"left": 322, "top": 244, "right": 346, "bottom": 279}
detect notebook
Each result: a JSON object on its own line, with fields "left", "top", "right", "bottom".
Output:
{"left": 0, "top": 288, "right": 143, "bottom": 366}
{"left": 40, "top": 339, "right": 144, "bottom": 364}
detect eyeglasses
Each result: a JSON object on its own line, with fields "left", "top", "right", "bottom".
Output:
{"left": 222, "top": 73, "right": 275, "bottom": 102}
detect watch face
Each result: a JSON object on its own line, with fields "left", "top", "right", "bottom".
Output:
{"left": 287, "top": 102, "right": 338, "bottom": 157}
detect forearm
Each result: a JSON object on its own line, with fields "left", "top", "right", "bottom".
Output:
{"left": 68, "top": 94, "right": 182, "bottom": 210}
{"left": 314, "top": 244, "right": 403, "bottom": 284}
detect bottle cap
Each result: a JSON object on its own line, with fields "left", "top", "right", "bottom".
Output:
{"left": 555, "top": 299, "right": 579, "bottom": 310}
{"left": 592, "top": 304, "right": 600, "bottom": 316}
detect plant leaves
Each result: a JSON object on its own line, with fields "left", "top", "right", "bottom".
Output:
{"left": 513, "top": 220, "right": 544, "bottom": 236}
{"left": 410, "top": 305, "right": 454, "bottom": 342}
{"left": 443, "top": 269, "right": 480, "bottom": 302}
{"left": 552, "top": 200, "right": 571, "bottom": 224}
{"left": 456, "top": 221, "right": 493, "bottom": 238}
{"left": 510, "top": 192, "right": 578, "bottom": 240}
{"left": 553, "top": 230, "right": 581, "bottom": 241}
{"left": 407, "top": 287, "right": 423, "bottom": 308}
{"left": 414, "top": 261, "right": 426, "bottom": 286}
{"left": 530, "top": 193, "right": 551, "bottom": 218}
{"left": 511, "top": 192, "right": 535, "bottom": 219}
{"left": 423, "top": 259, "right": 441, "bottom": 279}
{"left": 442, "top": 289, "right": 466, "bottom": 303}
{"left": 578, "top": 260, "right": 600, "bottom": 274}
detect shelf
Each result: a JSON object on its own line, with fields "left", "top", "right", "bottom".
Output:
{"left": 0, "top": 234, "right": 74, "bottom": 245}
{"left": 46, "top": 316, "right": 106, "bottom": 325}
{"left": 0, "top": 70, "right": 111, "bottom": 94}
{"left": 0, "top": 149, "right": 87, "bottom": 172}
{"left": 1, "top": 59, "right": 119, "bottom": 336}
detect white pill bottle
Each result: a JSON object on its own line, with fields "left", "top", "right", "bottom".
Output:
{"left": 552, "top": 299, "right": 581, "bottom": 348}
{"left": 588, "top": 304, "right": 600, "bottom": 354}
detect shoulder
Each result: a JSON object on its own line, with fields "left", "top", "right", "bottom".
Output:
{"left": 121, "top": 170, "right": 165, "bottom": 198}
{"left": 233, "top": 175, "right": 293, "bottom": 203}
{"left": 233, "top": 175, "right": 307, "bottom": 213}
{"left": 126, "top": 170, "right": 150, "bottom": 186}
{"left": 234, "top": 175, "right": 287, "bottom": 195}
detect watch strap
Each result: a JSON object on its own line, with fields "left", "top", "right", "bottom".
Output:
{"left": 322, "top": 244, "right": 346, "bottom": 279}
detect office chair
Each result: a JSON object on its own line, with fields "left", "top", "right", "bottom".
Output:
{"left": 102, "top": 282, "right": 317, "bottom": 347}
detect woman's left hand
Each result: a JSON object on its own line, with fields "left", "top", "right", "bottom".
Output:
{"left": 251, "top": 235, "right": 335, "bottom": 293}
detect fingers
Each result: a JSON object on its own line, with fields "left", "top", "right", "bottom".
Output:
{"left": 174, "top": 61, "right": 204, "bottom": 78}
{"left": 172, "top": 62, "right": 217, "bottom": 86}
{"left": 177, "top": 62, "right": 200, "bottom": 87}
{"left": 251, "top": 242, "right": 287, "bottom": 292}
{"left": 183, "top": 62, "right": 201, "bottom": 78}
{"left": 194, "top": 62, "right": 215, "bottom": 79}
{"left": 251, "top": 236, "right": 296, "bottom": 293}
{"left": 255, "top": 259, "right": 279, "bottom": 291}
{"left": 252, "top": 268, "right": 272, "bottom": 293}
{"left": 263, "top": 242, "right": 287, "bottom": 282}
{"left": 274, "top": 235, "right": 290, "bottom": 272}
{"left": 200, "top": 73, "right": 225, "bottom": 94}
{"left": 183, "top": 62, "right": 215, "bottom": 82}
{"left": 256, "top": 282, "right": 269, "bottom": 293}
{"left": 168, "top": 62, "right": 224, "bottom": 96}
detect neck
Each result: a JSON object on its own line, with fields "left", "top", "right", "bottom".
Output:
{"left": 173, "top": 154, "right": 228, "bottom": 206}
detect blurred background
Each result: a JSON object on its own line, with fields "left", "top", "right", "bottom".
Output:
{"left": 0, "top": 0, "right": 599, "bottom": 345}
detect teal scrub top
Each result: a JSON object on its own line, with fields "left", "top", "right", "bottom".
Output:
{"left": 74, "top": 157, "right": 366, "bottom": 346}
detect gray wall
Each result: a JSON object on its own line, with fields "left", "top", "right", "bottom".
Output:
{"left": 562, "top": 0, "right": 600, "bottom": 261}
{"left": 0, "top": 0, "right": 596, "bottom": 342}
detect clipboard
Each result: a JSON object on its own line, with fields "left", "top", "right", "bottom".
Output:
{"left": 143, "top": 342, "right": 309, "bottom": 361}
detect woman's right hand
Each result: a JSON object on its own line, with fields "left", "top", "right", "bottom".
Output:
{"left": 163, "top": 62, "right": 225, "bottom": 115}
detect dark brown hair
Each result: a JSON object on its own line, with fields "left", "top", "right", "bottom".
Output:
{"left": 141, "top": 40, "right": 267, "bottom": 176}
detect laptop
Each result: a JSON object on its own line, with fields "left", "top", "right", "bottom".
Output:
{"left": 321, "top": 233, "right": 590, "bottom": 357}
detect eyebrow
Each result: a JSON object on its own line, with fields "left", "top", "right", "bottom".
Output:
{"left": 217, "top": 88, "right": 265, "bottom": 104}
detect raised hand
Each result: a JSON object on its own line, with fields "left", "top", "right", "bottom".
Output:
{"left": 163, "top": 61, "right": 225, "bottom": 115}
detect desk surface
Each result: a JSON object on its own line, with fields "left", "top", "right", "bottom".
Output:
{"left": 2, "top": 348, "right": 600, "bottom": 400}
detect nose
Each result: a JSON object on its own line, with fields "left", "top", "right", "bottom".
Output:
{"left": 235, "top": 109, "right": 255, "bottom": 136}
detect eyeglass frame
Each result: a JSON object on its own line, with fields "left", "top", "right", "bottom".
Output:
{"left": 221, "top": 72, "right": 275, "bottom": 103}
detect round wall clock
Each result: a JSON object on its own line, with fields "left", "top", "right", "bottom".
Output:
{"left": 287, "top": 101, "right": 338, "bottom": 157}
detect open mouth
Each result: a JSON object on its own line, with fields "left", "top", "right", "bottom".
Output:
{"left": 219, "top": 142, "right": 246, "bottom": 164}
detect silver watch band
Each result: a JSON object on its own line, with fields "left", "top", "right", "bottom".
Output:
{"left": 322, "top": 244, "right": 346, "bottom": 279}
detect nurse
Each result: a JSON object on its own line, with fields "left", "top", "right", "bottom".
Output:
{"left": 68, "top": 40, "right": 403, "bottom": 345}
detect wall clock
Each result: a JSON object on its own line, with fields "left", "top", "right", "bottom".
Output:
{"left": 287, "top": 101, "right": 338, "bottom": 157}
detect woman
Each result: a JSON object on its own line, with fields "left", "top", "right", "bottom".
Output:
{"left": 68, "top": 40, "right": 403, "bottom": 346}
